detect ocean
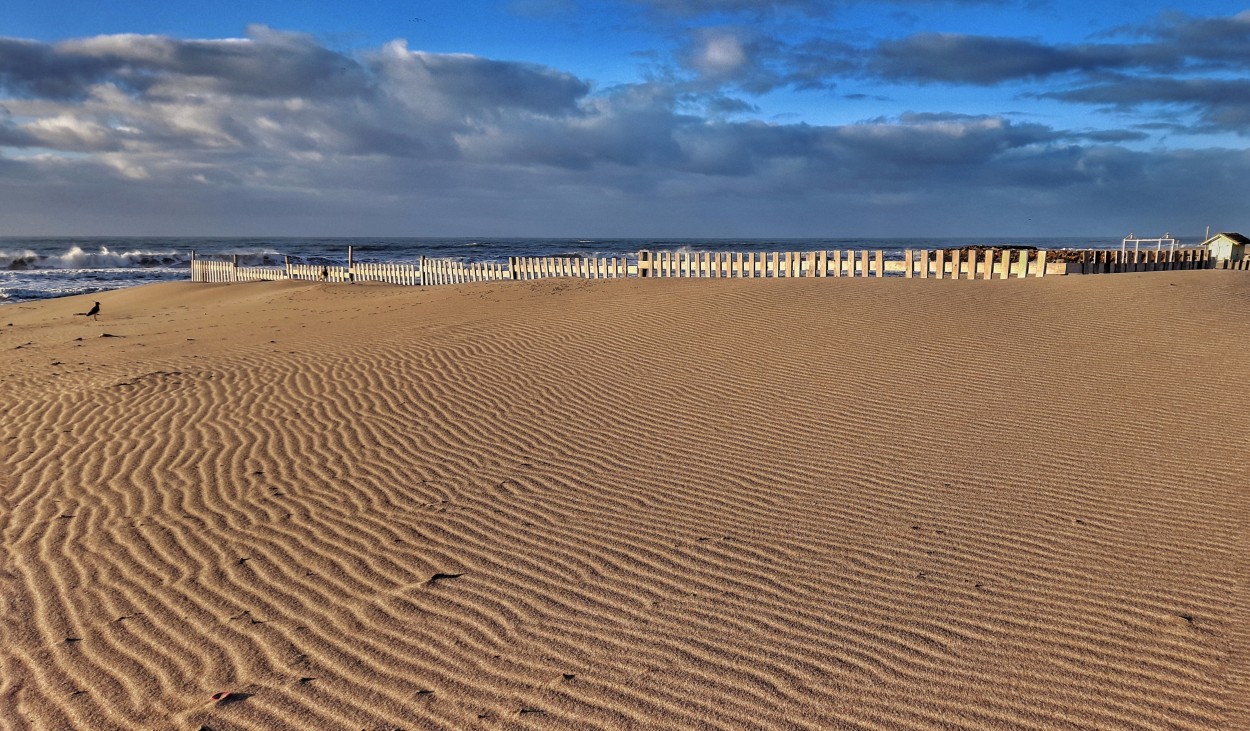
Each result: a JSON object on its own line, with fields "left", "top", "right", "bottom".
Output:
{"left": 0, "top": 236, "right": 1180, "bottom": 304}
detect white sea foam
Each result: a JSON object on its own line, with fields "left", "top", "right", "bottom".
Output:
{"left": 1, "top": 246, "right": 188, "bottom": 270}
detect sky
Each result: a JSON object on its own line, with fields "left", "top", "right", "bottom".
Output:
{"left": 2, "top": 0, "right": 1249, "bottom": 237}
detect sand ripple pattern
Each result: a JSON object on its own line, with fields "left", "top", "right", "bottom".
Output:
{"left": 2, "top": 273, "right": 1248, "bottom": 730}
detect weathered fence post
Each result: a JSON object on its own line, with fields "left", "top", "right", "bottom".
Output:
{"left": 347, "top": 246, "right": 354, "bottom": 283}
{"left": 1035, "top": 249, "right": 1046, "bottom": 277}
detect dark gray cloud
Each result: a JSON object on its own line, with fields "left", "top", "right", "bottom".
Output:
{"left": 0, "top": 106, "right": 37, "bottom": 147}
{"left": 839, "top": 11, "right": 1250, "bottom": 136}
{"left": 1046, "top": 77, "right": 1250, "bottom": 135}
{"left": 629, "top": 0, "right": 824, "bottom": 14}
{"left": 869, "top": 34, "right": 1147, "bottom": 84}
{"left": 0, "top": 38, "right": 117, "bottom": 99}
{"left": 1121, "top": 10, "right": 1250, "bottom": 64}
{"left": 0, "top": 27, "right": 370, "bottom": 100}
{"left": 1071, "top": 128, "right": 1151, "bottom": 144}
{"left": 866, "top": 11, "right": 1250, "bottom": 85}
{"left": 626, "top": 0, "right": 1005, "bottom": 16}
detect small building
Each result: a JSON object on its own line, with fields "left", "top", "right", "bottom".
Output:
{"left": 1203, "top": 232, "right": 1249, "bottom": 262}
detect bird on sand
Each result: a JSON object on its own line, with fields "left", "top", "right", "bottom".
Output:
{"left": 77, "top": 302, "right": 100, "bottom": 320}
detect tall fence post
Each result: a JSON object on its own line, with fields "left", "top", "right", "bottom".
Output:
{"left": 347, "top": 246, "right": 354, "bottom": 283}
{"left": 638, "top": 250, "right": 652, "bottom": 278}
{"left": 232, "top": 254, "right": 239, "bottom": 283}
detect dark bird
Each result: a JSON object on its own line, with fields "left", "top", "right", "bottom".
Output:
{"left": 77, "top": 302, "right": 100, "bottom": 320}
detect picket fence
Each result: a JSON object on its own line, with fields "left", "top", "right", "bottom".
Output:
{"left": 191, "top": 246, "right": 1240, "bottom": 286}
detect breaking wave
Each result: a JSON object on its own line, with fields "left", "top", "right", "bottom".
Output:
{"left": 1, "top": 246, "right": 285, "bottom": 271}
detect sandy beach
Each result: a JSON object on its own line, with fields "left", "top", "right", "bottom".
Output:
{"left": 1, "top": 271, "right": 1247, "bottom": 730}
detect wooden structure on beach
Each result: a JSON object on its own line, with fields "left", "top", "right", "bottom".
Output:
{"left": 1203, "top": 232, "right": 1249, "bottom": 263}
{"left": 191, "top": 244, "right": 1239, "bottom": 286}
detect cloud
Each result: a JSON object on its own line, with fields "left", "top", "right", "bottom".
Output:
{"left": 0, "top": 27, "right": 371, "bottom": 101}
{"left": 624, "top": 0, "right": 1005, "bottom": 16}
{"left": 0, "top": 105, "right": 38, "bottom": 147}
{"left": 830, "top": 112, "right": 1059, "bottom": 167}
{"left": 2, "top": 28, "right": 1248, "bottom": 236}
{"left": 371, "top": 40, "right": 589, "bottom": 118}
{"left": 0, "top": 29, "right": 591, "bottom": 160}
{"left": 0, "top": 37, "right": 118, "bottom": 99}
{"left": 844, "top": 11, "right": 1250, "bottom": 136}
{"left": 676, "top": 27, "right": 854, "bottom": 93}
{"left": 869, "top": 34, "right": 1146, "bottom": 85}
{"left": 1046, "top": 77, "right": 1250, "bottom": 135}
{"left": 1071, "top": 128, "right": 1150, "bottom": 144}
{"left": 622, "top": 0, "right": 828, "bottom": 16}
{"left": 866, "top": 11, "right": 1250, "bottom": 85}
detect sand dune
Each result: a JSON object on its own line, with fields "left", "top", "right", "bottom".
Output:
{"left": 1, "top": 272, "right": 1247, "bottom": 730}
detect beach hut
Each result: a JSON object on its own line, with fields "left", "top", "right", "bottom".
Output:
{"left": 1202, "top": 232, "right": 1249, "bottom": 262}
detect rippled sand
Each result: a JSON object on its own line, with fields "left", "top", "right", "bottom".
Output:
{"left": 2, "top": 272, "right": 1247, "bottom": 730}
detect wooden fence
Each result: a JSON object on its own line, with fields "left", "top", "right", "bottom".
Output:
{"left": 512, "top": 256, "right": 630, "bottom": 280}
{"left": 191, "top": 246, "right": 1239, "bottom": 286}
{"left": 639, "top": 248, "right": 1054, "bottom": 278}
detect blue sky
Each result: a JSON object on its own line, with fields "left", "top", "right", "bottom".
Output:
{"left": 2, "top": 0, "right": 1249, "bottom": 236}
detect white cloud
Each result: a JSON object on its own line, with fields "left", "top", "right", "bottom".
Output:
{"left": 696, "top": 33, "right": 748, "bottom": 76}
